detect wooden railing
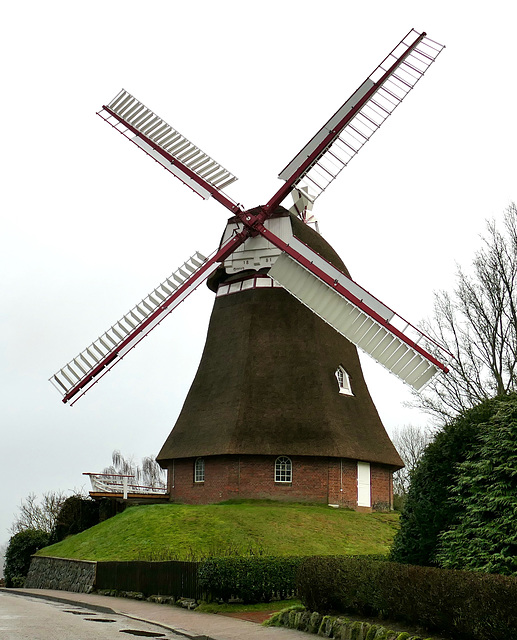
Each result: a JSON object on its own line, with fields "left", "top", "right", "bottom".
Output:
{"left": 83, "top": 472, "right": 167, "bottom": 499}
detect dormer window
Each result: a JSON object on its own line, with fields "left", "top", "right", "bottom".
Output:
{"left": 335, "top": 366, "right": 353, "bottom": 396}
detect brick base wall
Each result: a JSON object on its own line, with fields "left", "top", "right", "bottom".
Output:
{"left": 165, "top": 455, "right": 394, "bottom": 511}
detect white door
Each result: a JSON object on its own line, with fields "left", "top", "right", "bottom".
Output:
{"left": 357, "top": 461, "right": 371, "bottom": 507}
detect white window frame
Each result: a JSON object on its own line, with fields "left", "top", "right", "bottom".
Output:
{"left": 275, "top": 456, "right": 292, "bottom": 483}
{"left": 335, "top": 365, "right": 353, "bottom": 396}
{"left": 194, "top": 457, "right": 205, "bottom": 483}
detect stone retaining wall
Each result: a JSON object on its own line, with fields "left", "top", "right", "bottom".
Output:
{"left": 25, "top": 556, "right": 96, "bottom": 593}
{"left": 265, "top": 607, "right": 429, "bottom": 640}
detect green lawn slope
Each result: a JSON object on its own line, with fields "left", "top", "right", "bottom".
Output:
{"left": 37, "top": 501, "right": 399, "bottom": 561}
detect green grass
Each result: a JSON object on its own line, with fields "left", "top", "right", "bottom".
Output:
{"left": 196, "top": 599, "right": 302, "bottom": 614}
{"left": 37, "top": 500, "right": 399, "bottom": 561}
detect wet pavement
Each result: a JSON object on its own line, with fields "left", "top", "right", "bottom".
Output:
{"left": 1, "top": 588, "right": 308, "bottom": 640}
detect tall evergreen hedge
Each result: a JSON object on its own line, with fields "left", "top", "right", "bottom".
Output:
{"left": 391, "top": 394, "right": 517, "bottom": 569}
{"left": 436, "top": 394, "right": 517, "bottom": 574}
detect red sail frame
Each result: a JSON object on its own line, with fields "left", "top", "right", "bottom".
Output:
{"left": 52, "top": 29, "right": 448, "bottom": 404}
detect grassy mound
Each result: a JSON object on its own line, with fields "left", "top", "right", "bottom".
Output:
{"left": 37, "top": 501, "right": 399, "bottom": 561}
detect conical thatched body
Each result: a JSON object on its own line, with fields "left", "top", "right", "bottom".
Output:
{"left": 157, "top": 208, "right": 402, "bottom": 510}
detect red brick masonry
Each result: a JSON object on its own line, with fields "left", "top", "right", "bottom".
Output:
{"left": 166, "top": 455, "right": 394, "bottom": 511}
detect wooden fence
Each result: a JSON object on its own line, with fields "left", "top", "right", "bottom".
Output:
{"left": 96, "top": 560, "right": 201, "bottom": 599}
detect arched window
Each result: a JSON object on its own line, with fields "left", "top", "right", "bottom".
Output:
{"left": 275, "top": 456, "right": 292, "bottom": 483}
{"left": 335, "top": 365, "right": 353, "bottom": 396}
{"left": 194, "top": 457, "right": 205, "bottom": 483}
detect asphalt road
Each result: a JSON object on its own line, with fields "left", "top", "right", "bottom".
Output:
{"left": 0, "top": 591, "right": 187, "bottom": 640}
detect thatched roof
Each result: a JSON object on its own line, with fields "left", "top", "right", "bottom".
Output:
{"left": 157, "top": 208, "right": 403, "bottom": 469}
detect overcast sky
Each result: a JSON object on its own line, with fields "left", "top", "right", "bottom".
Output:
{"left": 1, "top": 1, "right": 516, "bottom": 546}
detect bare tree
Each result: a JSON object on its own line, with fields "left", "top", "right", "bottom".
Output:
{"left": 0, "top": 542, "right": 6, "bottom": 579}
{"left": 416, "top": 203, "right": 517, "bottom": 422}
{"left": 392, "top": 424, "right": 434, "bottom": 498}
{"left": 103, "top": 450, "right": 166, "bottom": 489}
{"left": 141, "top": 455, "right": 167, "bottom": 488}
{"left": 9, "top": 491, "right": 68, "bottom": 535}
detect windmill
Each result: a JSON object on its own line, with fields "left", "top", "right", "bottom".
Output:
{"left": 51, "top": 29, "right": 449, "bottom": 510}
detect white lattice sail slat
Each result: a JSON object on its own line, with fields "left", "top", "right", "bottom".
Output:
{"left": 99, "top": 89, "right": 238, "bottom": 199}
{"left": 269, "top": 252, "right": 441, "bottom": 391}
{"left": 278, "top": 30, "right": 445, "bottom": 202}
{"left": 49, "top": 30, "right": 449, "bottom": 407}
{"left": 50, "top": 251, "right": 214, "bottom": 401}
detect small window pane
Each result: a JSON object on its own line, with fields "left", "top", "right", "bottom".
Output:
{"left": 194, "top": 457, "right": 205, "bottom": 483}
{"left": 275, "top": 456, "right": 292, "bottom": 483}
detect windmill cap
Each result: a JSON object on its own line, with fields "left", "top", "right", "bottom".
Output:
{"left": 207, "top": 206, "right": 350, "bottom": 293}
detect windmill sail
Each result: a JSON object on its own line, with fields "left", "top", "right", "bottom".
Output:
{"left": 50, "top": 247, "right": 234, "bottom": 405}
{"left": 266, "top": 235, "right": 449, "bottom": 391}
{"left": 269, "top": 29, "right": 445, "bottom": 208}
{"left": 98, "top": 90, "right": 239, "bottom": 212}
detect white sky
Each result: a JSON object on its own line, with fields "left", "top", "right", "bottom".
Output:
{"left": 1, "top": 1, "right": 516, "bottom": 545}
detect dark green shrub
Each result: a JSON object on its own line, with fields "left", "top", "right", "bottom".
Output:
{"left": 297, "top": 556, "right": 517, "bottom": 640}
{"left": 4, "top": 529, "right": 49, "bottom": 587}
{"left": 50, "top": 494, "right": 100, "bottom": 543}
{"left": 198, "top": 556, "right": 302, "bottom": 603}
{"left": 436, "top": 395, "right": 517, "bottom": 574}
{"left": 98, "top": 497, "right": 126, "bottom": 522}
{"left": 390, "top": 397, "right": 504, "bottom": 566}
{"left": 9, "top": 576, "right": 27, "bottom": 588}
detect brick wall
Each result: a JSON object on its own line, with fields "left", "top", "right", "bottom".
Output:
{"left": 166, "top": 455, "right": 394, "bottom": 511}
{"left": 327, "top": 458, "right": 359, "bottom": 508}
{"left": 371, "top": 463, "right": 393, "bottom": 510}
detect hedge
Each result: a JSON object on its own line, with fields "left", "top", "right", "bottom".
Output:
{"left": 198, "top": 556, "right": 302, "bottom": 603}
{"left": 297, "top": 556, "right": 517, "bottom": 640}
